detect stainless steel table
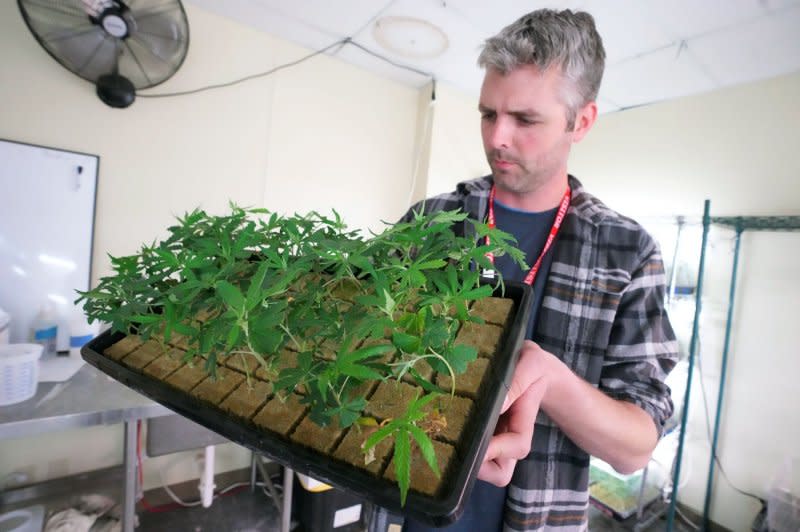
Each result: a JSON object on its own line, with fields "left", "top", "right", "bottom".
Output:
{"left": 0, "top": 362, "right": 173, "bottom": 532}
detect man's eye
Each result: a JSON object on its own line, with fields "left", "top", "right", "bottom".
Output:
{"left": 481, "top": 112, "right": 496, "bottom": 121}
{"left": 517, "top": 117, "right": 537, "bottom": 125}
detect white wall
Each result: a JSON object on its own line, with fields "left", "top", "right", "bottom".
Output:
{"left": 424, "top": 71, "right": 800, "bottom": 530}
{"left": 426, "top": 82, "right": 491, "bottom": 196}
{"left": 0, "top": 2, "right": 420, "bottom": 491}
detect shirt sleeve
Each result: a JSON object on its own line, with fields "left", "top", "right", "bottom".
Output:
{"left": 599, "top": 234, "right": 679, "bottom": 437}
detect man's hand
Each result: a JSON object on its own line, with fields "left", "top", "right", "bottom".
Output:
{"left": 478, "top": 340, "right": 551, "bottom": 486}
{"left": 479, "top": 338, "right": 661, "bottom": 482}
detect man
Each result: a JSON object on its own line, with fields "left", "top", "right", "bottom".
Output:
{"left": 401, "top": 9, "right": 678, "bottom": 531}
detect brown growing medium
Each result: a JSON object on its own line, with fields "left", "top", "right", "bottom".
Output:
{"left": 166, "top": 332, "right": 191, "bottom": 350}
{"left": 223, "top": 352, "right": 260, "bottom": 373}
{"left": 401, "top": 359, "right": 435, "bottom": 385}
{"left": 255, "top": 349, "right": 299, "bottom": 381}
{"left": 164, "top": 363, "right": 208, "bottom": 392}
{"left": 290, "top": 417, "right": 345, "bottom": 454}
{"left": 251, "top": 394, "right": 307, "bottom": 437}
{"left": 422, "top": 394, "right": 474, "bottom": 445}
{"left": 364, "top": 380, "right": 422, "bottom": 421}
{"left": 470, "top": 297, "right": 514, "bottom": 326}
{"left": 120, "top": 340, "right": 162, "bottom": 369}
{"left": 333, "top": 427, "right": 393, "bottom": 476}
{"left": 436, "top": 357, "right": 490, "bottom": 399}
{"left": 454, "top": 321, "right": 506, "bottom": 358}
{"left": 191, "top": 366, "right": 245, "bottom": 404}
{"left": 385, "top": 439, "right": 456, "bottom": 497}
{"left": 103, "top": 335, "right": 142, "bottom": 360}
{"left": 142, "top": 349, "right": 184, "bottom": 380}
{"left": 220, "top": 380, "right": 273, "bottom": 420}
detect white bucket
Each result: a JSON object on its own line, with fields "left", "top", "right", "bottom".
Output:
{"left": 0, "top": 344, "right": 43, "bottom": 406}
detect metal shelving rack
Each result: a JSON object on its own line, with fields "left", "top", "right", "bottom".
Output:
{"left": 665, "top": 201, "right": 800, "bottom": 530}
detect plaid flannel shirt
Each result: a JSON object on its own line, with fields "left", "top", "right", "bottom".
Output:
{"left": 402, "top": 175, "right": 678, "bottom": 531}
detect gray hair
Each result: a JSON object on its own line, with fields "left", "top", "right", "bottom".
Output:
{"left": 478, "top": 9, "right": 605, "bottom": 130}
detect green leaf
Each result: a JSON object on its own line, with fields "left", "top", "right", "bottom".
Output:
{"left": 339, "top": 363, "right": 384, "bottom": 381}
{"left": 407, "top": 424, "right": 439, "bottom": 478}
{"left": 246, "top": 261, "right": 271, "bottom": 311}
{"left": 445, "top": 344, "right": 478, "bottom": 374}
{"left": 408, "top": 269, "right": 426, "bottom": 287}
{"left": 154, "top": 248, "right": 180, "bottom": 268}
{"left": 339, "top": 344, "right": 394, "bottom": 365}
{"left": 249, "top": 326, "right": 284, "bottom": 355}
{"left": 225, "top": 324, "right": 241, "bottom": 350}
{"left": 416, "top": 259, "right": 447, "bottom": 270}
{"left": 275, "top": 367, "right": 306, "bottom": 395}
{"left": 363, "top": 421, "right": 397, "bottom": 452}
{"left": 407, "top": 392, "right": 441, "bottom": 418}
{"left": 407, "top": 367, "right": 441, "bottom": 394}
{"left": 461, "top": 284, "right": 494, "bottom": 301}
{"left": 392, "top": 332, "right": 421, "bottom": 354}
{"left": 131, "top": 314, "right": 162, "bottom": 325}
{"left": 316, "top": 372, "right": 329, "bottom": 402}
{"left": 215, "top": 281, "right": 245, "bottom": 313}
{"left": 395, "top": 429, "right": 411, "bottom": 506}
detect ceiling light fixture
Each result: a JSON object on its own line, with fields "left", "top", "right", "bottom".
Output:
{"left": 372, "top": 16, "right": 449, "bottom": 59}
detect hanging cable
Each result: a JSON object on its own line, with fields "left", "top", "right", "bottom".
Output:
{"left": 137, "top": 38, "right": 347, "bottom": 98}
{"left": 138, "top": 37, "right": 433, "bottom": 99}
{"left": 345, "top": 38, "right": 434, "bottom": 79}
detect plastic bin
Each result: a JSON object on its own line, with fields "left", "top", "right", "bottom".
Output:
{"left": 295, "top": 475, "right": 364, "bottom": 532}
{"left": 0, "top": 343, "right": 43, "bottom": 406}
{"left": 768, "top": 457, "right": 800, "bottom": 532}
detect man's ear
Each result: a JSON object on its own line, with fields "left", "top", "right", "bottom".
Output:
{"left": 571, "top": 101, "right": 598, "bottom": 143}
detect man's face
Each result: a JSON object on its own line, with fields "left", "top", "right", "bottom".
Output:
{"left": 479, "top": 65, "right": 579, "bottom": 196}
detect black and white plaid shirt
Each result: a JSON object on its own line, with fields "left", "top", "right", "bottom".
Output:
{"left": 402, "top": 175, "right": 678, "bottom": 531}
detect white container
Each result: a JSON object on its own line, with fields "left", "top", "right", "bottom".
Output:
{"left": 68, "top": 308, "right": 99, "bottom": 358}
{"left": 0, "top": 344, "right": 43, "bottom": 406}
{"left": 0, "top": 308, "right": 9, "bottom": 345}
{"left": 29, "top": 303, "right": 58, "bottom": 357}
{"left": 768, "top": 456, "right": 800, "bottom": 532}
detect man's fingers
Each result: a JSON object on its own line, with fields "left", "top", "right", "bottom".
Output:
{"left": 479, "top": 433, "right": 522, "bottom": 486}
{"left": 501, "top": 340, "right": 545, "bottom": 414}
{"left": 479, "top": 375, "right": 549, "bottom": 487}
{"left": 484, "top": 431, "right": 531, "bottom": 462}
{"left": 478, "top": 455, "right": 517, "bottom": 487}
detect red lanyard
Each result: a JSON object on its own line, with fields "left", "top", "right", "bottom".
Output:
{"left": 484, "top": 185, "right": 571, "bottom": 286}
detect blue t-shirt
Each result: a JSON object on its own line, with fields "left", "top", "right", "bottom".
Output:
{"left": 492, "top": 200, "right": 559, "bottom": 340}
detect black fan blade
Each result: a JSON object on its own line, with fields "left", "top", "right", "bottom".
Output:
{"left": 120, "top": 0, "right": 188, "bottom": 88}
{"left": 19, "top": 0, "right": 189, "bottom": 91}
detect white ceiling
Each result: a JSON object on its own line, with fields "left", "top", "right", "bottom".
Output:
{"left": 186, "top": 0, "right": 800, "bottom": 113}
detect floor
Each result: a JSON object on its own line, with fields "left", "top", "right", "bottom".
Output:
{"left": 135, "top": 488, "right": 698, "bottom": 532}
{"left": 0, "top": 467, "right": 700, "bottom": 532}
{"left": 138, "top": 486, "right": 283, "bottom": 532}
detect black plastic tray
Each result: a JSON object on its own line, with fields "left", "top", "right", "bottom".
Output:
{"left": 82, "top": 280, "right": 531, "bottom": 526}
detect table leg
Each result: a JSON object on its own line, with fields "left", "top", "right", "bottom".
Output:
{"left": 250, "top": 452, "right": 257, "bottom": 493}
{"left": 255, "top": 456, "right": 282, "bottom": 513}
{"left": 122, "top": 420, "right": 137, "bottom": 532}
{"left": 281, "top": 467, "right": 293, "bottom": 532}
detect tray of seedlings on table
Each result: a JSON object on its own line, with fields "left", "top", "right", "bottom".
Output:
{"left": 78, "top": 205, "right": 532, "bottom": 526}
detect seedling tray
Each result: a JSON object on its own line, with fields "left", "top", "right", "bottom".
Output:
{"left": 82, "top": 281, "right": 531, "bottom": 526}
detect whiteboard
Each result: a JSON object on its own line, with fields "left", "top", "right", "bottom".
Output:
{"left": 0, "top": 139, "right": 98, "bottom": 351}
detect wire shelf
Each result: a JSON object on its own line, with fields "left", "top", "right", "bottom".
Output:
{"left": 709, "top": 216, "right": 800, "bottom": 232}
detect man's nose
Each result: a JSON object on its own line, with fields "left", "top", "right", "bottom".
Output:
{"left": 487, "top": 118, "right": 512, "bottom": 150}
